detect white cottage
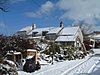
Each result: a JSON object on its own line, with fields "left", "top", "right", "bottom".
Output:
{"left": 55, "top": 26, "right": 83, "bottom": 48}
{"left": 28, "top": 27, "right": 54, "bottom": 43}
{"left": 15, "top": 24, "right": 36, "bottom": 37}
{"left": 15, "top": 22, "right": 84, "bottom": 49}
{"left": 28, "top": 21, "right": 64, "bottom": 41}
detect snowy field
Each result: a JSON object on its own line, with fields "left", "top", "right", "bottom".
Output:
{"left": 65, "top": 55, "right": 100, "bottom": 75}
{"left": 91, "top": 61, "right": 100, "bottom": 75}
{"left": 18, "top": 49, "right": 100, "bottom": 75}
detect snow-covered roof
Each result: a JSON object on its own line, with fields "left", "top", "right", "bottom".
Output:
{"left": 7, "top": 52, "right": 21, "bottom": 55}
{"left": 28, "top": 27, "right": 54, "bottom": 35}
{"left": 26, "top": 56, "right": 33, "bottom": 59}
{"left": 55, "top": 35, "right": 75, "bottom": 42}
{"left": 47, "top": 27, "right": 62, "bottom": 34}
{"left": 59, "top": 27, "right": 79, "bottom": 35}
{"left": 14, "top": 52, "right": 21, "bottom": 55}
{"left": 19, "top": 26, "right": 32, "bottom": 33}
{"left": 28, "top": 36, "right": 42, "bottom": 39}
{"left": 27, "top": 49, "right": 37, "bottom": 51}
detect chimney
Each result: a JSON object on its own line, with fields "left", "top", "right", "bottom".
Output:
{"left": 60, "top": 21, "right": 64, "bottom": 28}
{"left": 32, "top": 23, "right": 36, "bottom": 30}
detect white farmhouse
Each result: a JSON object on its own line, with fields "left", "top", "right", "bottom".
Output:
{"left": 15, "top": 24, "right": 36, "bottom": 37}
{"left": 55, "top": 26, "right": 83, "bottom": 48}
{"left": 15, "top": 22, "right": 84, "bottom": 49}
{"left": 28, "top": 27, "right": 54, "bottom": 43}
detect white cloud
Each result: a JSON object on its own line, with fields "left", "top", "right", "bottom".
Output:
{"left": 25, "top": 0, "right": 100, "bottom": 25}
{"left": 25, "top": 1, "right": 54, "bottom": 18}
{"left": 25, "top": 12, "right": 39, "bottom": 18}
{"left": 40, "top": 1, "right": 54, "bottom": 13}
{"left": 9, "top": 0, "right": 26, "bottom": 3}
{"left": 57, "top": 0, "right": 100, "bottom": 24}
{"left": 0, "top": 22, "right": 6, "bottom": 28}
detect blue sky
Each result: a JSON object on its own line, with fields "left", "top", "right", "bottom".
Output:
{"left": 0, "top": 0, "right": 100, "bottom": 35}
{"left": 0, "top": 0, "right": 62, "bottom": 35}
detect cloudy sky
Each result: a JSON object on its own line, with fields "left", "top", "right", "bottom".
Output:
{"left": 0, "top": 0, "right": 100, "bottom": 35}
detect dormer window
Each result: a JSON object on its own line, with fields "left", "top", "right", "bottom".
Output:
{"left": 42, "top": 31, "right": 48, "bottom": 36}
{"left": 32, "top": 32, "right": 38, "bottom": 37}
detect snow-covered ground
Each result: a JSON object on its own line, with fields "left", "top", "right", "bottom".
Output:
{"left": 18, "top": 55, "right": 91, "bottom": 75}
{"left": 18, "top": 49, "right": 100, "bottom": 75}
{"left": 18, "top": 59, "right": 87, "bottom": 75}
{"left": 64, "top": 55, "right": 100, "bottom": 75}
{"left": 90, "top": 62, "right": 100, "bottom": 75}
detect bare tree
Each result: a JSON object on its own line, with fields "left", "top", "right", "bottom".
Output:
{"left": 72, "top": 21, "right": 95, "bottom": 35}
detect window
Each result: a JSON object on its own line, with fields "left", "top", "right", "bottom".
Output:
{"left": 67, "top": 42, "right": 74, "bottom": 46}
{"left": 32, "top": 32, "right": 38, "bottom": 37}
{"left": 42, "top": 31, "right": 48, "bottom": 36}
